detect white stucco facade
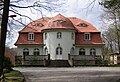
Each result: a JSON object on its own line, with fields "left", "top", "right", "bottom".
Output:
{"left": 43, "top": 29, "right": 75, "bottom": 60}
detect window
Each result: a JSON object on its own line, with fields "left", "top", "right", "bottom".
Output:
{"left": 79, "top": 48, "right": 85, "bottom": 55}
{"left": 57, "top": 32, "right": 62, "bottom": 39}
{"left": 45, "top": 33, "right": 47, "bottom": 40}
{"left": 33, "top": 23, "right": 43, "bottom": 27}
{"left": 28, "top": 32, "right": 34, "bottom": 40}
{"left": 23, "top": 48, "right": 29, "bottom": 55}
{"left": 54, "top": 20, "right": 65, "bottom": 23}
{"left": 78, "top": 23, "right": 88, "bottom": 27}
{"left": 84, "top": 33, "right": 90, "bottom": 40}
{"left": 71, "top": 32, "right": 74, "bottom": 40}
{"left": 90, "top": 48, "right": 96, "bottom": 55}
{"left": 70, "top": 47, "right": 74, "bottom": 55}
{"left": 34, "top": 48, "right": 39, "bottom": 55}
{"left": 56, "top": 47, "right": 62, "bottom": 55}
{"left": 45, "top": 47, "right": 48, "bottom": 55}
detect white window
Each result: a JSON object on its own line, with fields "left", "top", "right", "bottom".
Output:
{"left": 54, "top": 20, "right": 65, "bottom": 23}
{"left": 34, "top": 48, "right": 40, "bottom": 55}
{"left": 28, "top": 32, "right": 34, "bottom": 40}
{"left": 84, "top": 33, "right": 90, "bottom": 40}
{"left": 56, "top": 47, "right": 62, "bottom": 55}
{"left": 57, "top": 32, "right": 62, "bottom": 39}
{"left": 90, "top": 48, "right": 96, "bottom": 55}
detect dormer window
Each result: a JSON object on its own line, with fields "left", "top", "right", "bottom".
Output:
{"left": 78, "top": 23, "right": 88, "bottom": 27}
{"left": 84, "top": 32, "right": 91, "bottom": 40}
{"left": 28, "top": 32, "right": 34, "bottom": 40}
{"left": 54, "top": 20, "right": 65, "bottom": 23}
{"left": 33, "top": 23, "right": 43, "bottom": 27}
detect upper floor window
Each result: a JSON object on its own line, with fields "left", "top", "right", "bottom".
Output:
{"left": 56, "top": 47, "right": 62, "bottom": 55}
{"left": 84, "top": 33, "right": 91, "bottom": 40}
{"left": 79, "top": 48, "right": 85, "bottom": 55}
{"left": 71, "top": 32, "right": 74, "bottom": 40}
{"left": 23, "top": 48, "right": 29, "bottom": 55}
{"left": 33, "top": 23, "right": 43, "bottom": 27}
{"left": 45, "top": 33, "right": 47, "bottom": 40}
{"left": 57, "top": 32, "right": 62, "bottom": 39}
{"left": 54, "top": 20, "right": 65, "bottom": 24}
{"left": 78, "top": 23, "right": 88, "bottom": 27}
{"left": 28, "top": 32, "right": 34, "bottom": 40}
{"left": 34, "top": 48, "right": 39, "bottom": 55}
{"left": 90, "top": 48, "right": 96, "bottom": 55}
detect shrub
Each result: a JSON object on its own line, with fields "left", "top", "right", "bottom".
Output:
{"left": 3, "top": 57, "right": 12, "bottom": 71}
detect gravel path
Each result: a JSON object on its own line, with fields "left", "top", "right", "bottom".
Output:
{"left": 14, "top": 67, "right": 120, "bottom": 82}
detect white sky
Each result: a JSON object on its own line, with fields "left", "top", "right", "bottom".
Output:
{"left": 8, "top": 0, "right": 104, "bottom": 47}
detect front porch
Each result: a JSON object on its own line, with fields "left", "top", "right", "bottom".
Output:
{"left": 15, "top": 54, "right": 99, "bottom": 66}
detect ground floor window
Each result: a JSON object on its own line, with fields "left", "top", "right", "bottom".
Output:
{"left": 90, "top": 48, "right": 96, "bottom": 55}
{"left": 56, "top": 47, "right": 62, "bottom": 55}
{"left": 79, "top": 48, "right": 85, "bottom": 55}
{"left": 34, "top": 48, "right": 39, "bottom": 55}
{"left": 23, "top": 48, "right": 29, "bottom": 55}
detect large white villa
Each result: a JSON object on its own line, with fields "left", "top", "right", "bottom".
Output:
{"left": 15, "top": 14, "right": 104, "bottom": 66}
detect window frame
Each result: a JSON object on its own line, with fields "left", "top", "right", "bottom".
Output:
{"left": 79, "top": 48, "right": 85, "bottom": 55}
{"left": 56, "top": 47, "right": 62, "bottom": 55}
{"left": 71, "top": 32, "right": 74, "bottom": 40}
{"left": 84, "top": 32, "right": 91, "bottom": 41}
{"left": 34, "top": 48, "right": 40, "bottom": 55}
{"left": 57, "top": 32, "right": 62, "bottom": 39}
{"left": 28, "top": 32, "right": 34, "bottom": 40}
{"left": 23, "top": 48, "right": 29, "bottom": 55}
{"left": 45, "top": 33, "right": 47, "bottom": 40}
{"left": 90, "top": 48, "right": 96, "bottom": 55}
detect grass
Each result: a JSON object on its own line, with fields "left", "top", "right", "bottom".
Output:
{"left": 1, "top": 70, "right": 25, "bottom": 82}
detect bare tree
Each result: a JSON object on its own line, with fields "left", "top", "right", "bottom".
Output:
{"left": 0, "top": 0, "right": 65, "bottom": 44}
{"left": 100, "top": 0, "right": 120, "bottom": 54}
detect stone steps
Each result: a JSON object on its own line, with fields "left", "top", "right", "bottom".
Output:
{"left": 48, "top": 60, "right": 70, "bottom": 67}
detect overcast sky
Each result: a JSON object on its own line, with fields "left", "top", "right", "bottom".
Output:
{"left": 8, "top": 0, "right": 104, "bottom": 47}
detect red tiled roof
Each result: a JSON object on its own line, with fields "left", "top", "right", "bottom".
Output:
{"left": 15, "top": 33, "right": 43, "bottom": 45}
{"left": 75, "top": 33, "right": 104, "bottom": 45}
{"left": 44, "top": 14, "right": 76, "bottom": 30}
{"left": 69, "top": 17, "right": 99, "bottom": 32}
{"left": 20, "top": 14, "right": 99, "bottom": 32}
{"left": 20, "top": 17, "right": 51, "bottom": 32}
{"left": 16, "top": 14, "right": 103, "bottom": 45}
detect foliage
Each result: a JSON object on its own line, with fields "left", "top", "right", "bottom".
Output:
{"left": 3, "top": 57, "right": 12, "bottom": 70}
{"left": 1, "top": 70, "right": 25, "bottom": 82}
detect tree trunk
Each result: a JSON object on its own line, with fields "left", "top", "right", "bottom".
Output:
{"left": 0, "top": 0, "right": 10, "bottom": 76}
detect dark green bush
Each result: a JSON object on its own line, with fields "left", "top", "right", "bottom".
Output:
{"left": 3, "top": 57, "right": 12, "bottom": 71}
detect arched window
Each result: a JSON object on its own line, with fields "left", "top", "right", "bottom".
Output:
{"left": 45, "top": 47, "right": 48, "bottom": 55}
{"left": 45, "top": 33, "right": 47, "bottom": 40}
{"left": 70, "top": 47, "right": 74, "bottom": 55}
{"left": 34, "top": 48, "right": 39, "bottom": 55}
{"left": 79, "top": 48, "right": 85, "bottom": 55}
{"left": 56, "top": 47, "right": 62, "bottom": 55}
{"left": 71, "top": 32, "right": 74, "bottom": 40}
{"left": 23, "top": 48, "right": 29, "bottom": 55}
{"left": 90, "top": 48, "right": 96, "bottom": 55}
{"left": 57, "top": 32, "right": 62, "bottom": 39}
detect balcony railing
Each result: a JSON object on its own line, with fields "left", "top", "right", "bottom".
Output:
{"left": 24, "top": 55, "right": 49, "bottom": 60}
{"left": 69, "top": 55, "right": 95, "bottom": 60}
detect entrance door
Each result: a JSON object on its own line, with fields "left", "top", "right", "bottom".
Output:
{"left": 56, "top": 47, "right": 62, "bottom": 60}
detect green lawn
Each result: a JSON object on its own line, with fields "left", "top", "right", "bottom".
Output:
{"left": 1, "top": 70, "right": 25, "bottom": 82}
